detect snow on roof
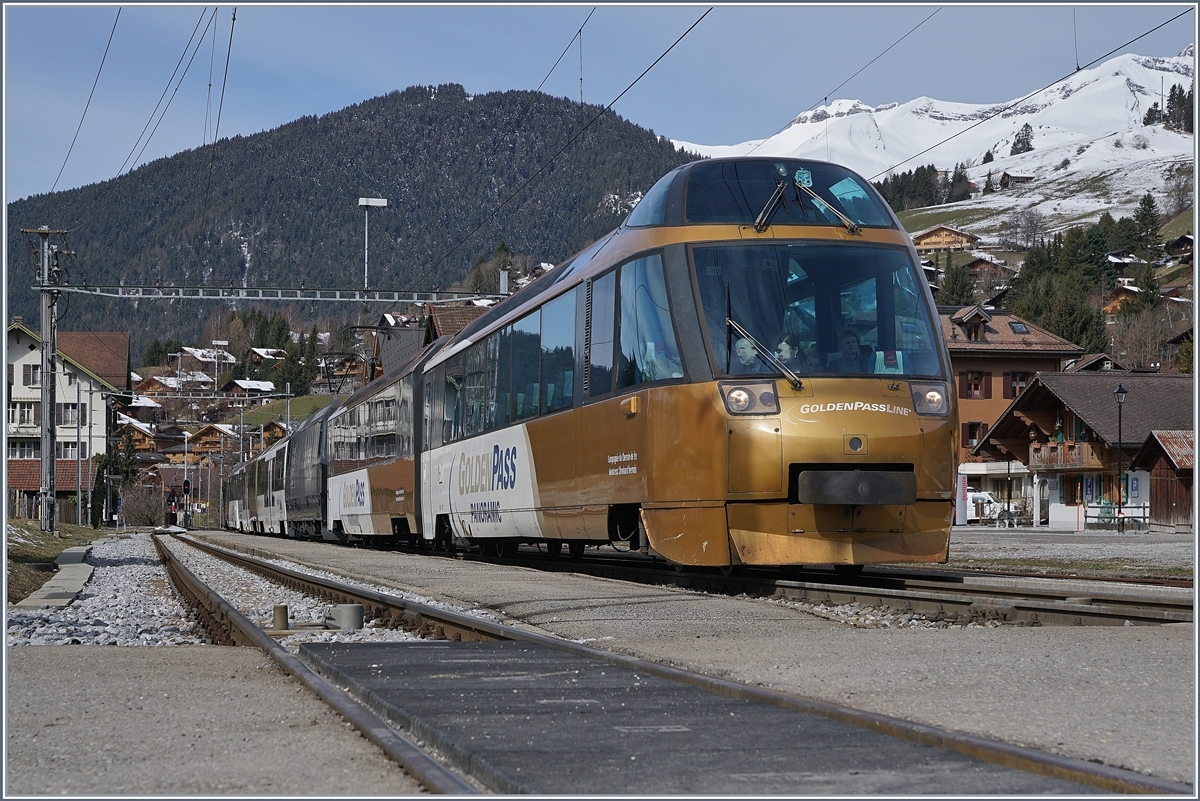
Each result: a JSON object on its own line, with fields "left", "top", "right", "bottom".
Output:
{"left": 182, "top": 346, "right": 237, "bottom": 364}
{"left": 249, "top": 347, "right": 287, "bottom": 359}
{"left": 234, "top": 379, "right": 275, "bottom": 392}
{"left": 127, "top": 394, "right": 161, "bottom": 408}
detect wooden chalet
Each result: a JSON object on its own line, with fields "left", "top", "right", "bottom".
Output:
{"left": 911, "top": 225, "right": 980, "bottom": 254}
{"left": 974, "top": 373, "right": 1193, "bottom": 530}
{"left": 1128, "top": 430, "right": 1193, "bottom": 534}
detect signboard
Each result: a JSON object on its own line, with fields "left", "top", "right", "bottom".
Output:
{"left": 954, "top": 474, "right": 969, "bottom": 525}
{"left": 1131, "top": 476, "right": 1139, "bottom": 499}
{"left": 1085, "top": 476, "right": 1093, "bottom": 499}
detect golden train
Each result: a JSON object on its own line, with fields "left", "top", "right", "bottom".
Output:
{"left": 226, "top": 157, "right": 958, "bottom": 572}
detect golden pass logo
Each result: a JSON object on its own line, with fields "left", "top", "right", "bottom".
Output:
{"left": 798, "top": 402, "right": 910, "bottom": 416}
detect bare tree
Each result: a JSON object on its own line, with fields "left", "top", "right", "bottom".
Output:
{"left": 1165, "top": 163, "right": 1194, "bottom": 218}
{"left": 119, "top": 480, "right": 165, "bottom": 527}
{"left": 1109, "top": 308, "right": 1173, "bottom": 370}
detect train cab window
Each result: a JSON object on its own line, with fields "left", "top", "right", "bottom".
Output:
{"left": 511, "top": 309, "right": 541, "bottom": 421}
{"left": 586, "top": 271, "right": 616, "bottom": 397}
{"left": 616, "top": 253, "right": 683, "bottom": 389}
{"left": 540, "top": 288, "right": 577, "bottom": 414}
{"left": 694, "top": 242, "right": 944, "bottom": 380}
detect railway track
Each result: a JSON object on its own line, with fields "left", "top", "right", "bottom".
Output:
{"left": 428, "top": 544, "right": 1193, "bottom": 627}
{"left": 158, "top": 533, "right": 1190, "bottom": 794}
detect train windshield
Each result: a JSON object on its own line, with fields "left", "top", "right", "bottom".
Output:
{"left": 685, "top": 160, "right": 894, "bottom": 228}
{"left": 692, "top": 242, "right": 945, "bottom": 379}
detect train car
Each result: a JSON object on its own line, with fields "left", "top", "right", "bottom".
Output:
{"left": 418, "top": 156, "right": 957, "bottom": 569}
{"left": 225, "top": 458, "right": 254, "bottom": 533}
{"left": 282, "top": 400, "right": 340, "bottom": 541}
{"left": 325, "top": 339, "right": 446, "bottom": 543}
{"left": 256, "top": 437, "right": 289, "bottom": 535}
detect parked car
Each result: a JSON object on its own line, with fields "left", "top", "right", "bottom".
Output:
{"left": 966, "top": 491, "right": 1020, "bottom": 524}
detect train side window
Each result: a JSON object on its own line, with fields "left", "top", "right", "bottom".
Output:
{"left": 486, "top": 326, "right": 512, "bottom": 431}
{"left": 587, "top": 271, "right": 616, "bottom": 398}
{"left": 540, "top": 288, "right": 576, "bottom": 414}
{"left": 443, "top": 354, "right": 464, "bottom": 443}
{"left": 463, "top": 342, "right": 488, "bottom": 438}
{"left": 512, "top": 309, "right": 541, "bottom": 421}
{"left": 423, "top": 377, "right": 433, "bottom": 450}
{"left": 617, "top": 253, "right": 683, "bottom": 389}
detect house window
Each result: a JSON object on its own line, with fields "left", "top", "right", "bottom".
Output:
{"left": 962, "top": 371, "right": 987, "bottom": 398}
{"left": 963, "top": 422, "right": 988, "bottom": 448}
{"left": 1008, "top": 321, "right": 1029, "bottom": 334}
{"left": 966, "top": 323, "right": 982, "bottom": 341}
{"left": 55, "top": 403, "right": 86, "bottom": 426}
{"left": 22, "top": 364, "right": 41, "bottom": 387}
{"left": 67, "top": 372, "right": 76, "bottom": 386}
{"left": 7, "top": 439, "right": 40, "bottom": 459}
{"left": 7, "top": 402, "right": 37, "bottom": 425}
{"left": 1005, "top": 371, "right": 1031, "bottom": 399}
{"left": 55, "top": 441, "right": 83, "bottom": 460}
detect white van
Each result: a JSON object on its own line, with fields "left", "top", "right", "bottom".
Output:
{"left": 966, "top": 491, "right": 1019, "bottom": 524}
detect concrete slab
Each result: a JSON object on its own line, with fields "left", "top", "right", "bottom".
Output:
{"left": 301, "top": 640, "right": 1100, "bottom": 795}
{"left": 14, "top": 549, "right": 94, "bottom": 609}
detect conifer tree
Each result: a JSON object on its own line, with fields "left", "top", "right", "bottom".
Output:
{"left": 1010, "top": 123, "right": 1034, "bottom": 155}
{"left": 940, "top": 258, "right": 976, "bottom": 306}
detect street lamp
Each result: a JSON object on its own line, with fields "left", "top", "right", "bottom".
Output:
{"left": 1113, "top": 383, "right": 1127, "bottom": 533}
{"left": 358, "top": 197, "right": 387, "bottom": 290}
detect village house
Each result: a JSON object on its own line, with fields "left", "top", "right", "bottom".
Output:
{"left": 942, "top": 305, "right": 1084, "bottom": 507}
{"left": 7, "top": 319, "right": 124, "bottom": 523}
{"left": 973, "top": 373, "right": 1192, "bottom": 530}
{"left": 910, "top": 225, "right": 980, "bottom": 254}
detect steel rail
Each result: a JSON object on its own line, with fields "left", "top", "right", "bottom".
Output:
{"left": 459, "top": 548, "right": 1193, "bottom": 626}
{"left": 182, "top": 533, "right": 1192, "bottom": 795}
{"left": 152, "top": 535, "right": 478, "bottom": 794}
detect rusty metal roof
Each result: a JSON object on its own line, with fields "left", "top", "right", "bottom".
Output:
{"left": 1146, "top": 430, "right": 1194, "bottom": 470}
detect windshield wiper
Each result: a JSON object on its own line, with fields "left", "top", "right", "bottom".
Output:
{"left": 792, "top": 179, "right": 860, "bottom": 234}
{"left": 753, "top": 178, "right": 788, "bottom": 233}
{"left": 726, "top": 316, "right": 803, "bottom": 391}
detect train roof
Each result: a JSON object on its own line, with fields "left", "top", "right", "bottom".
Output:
{"left": 425, "top": 156, "right": 902, "bottom": 373}
{"left": 334, "top": 335, "right": 451, "bottom": 411}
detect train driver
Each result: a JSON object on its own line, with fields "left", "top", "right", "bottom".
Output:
{"left": 828, "top": 330, "right": 871, "bottom": 373}
{"left": 734, "top": 336, "right": 770, "bottom": 373}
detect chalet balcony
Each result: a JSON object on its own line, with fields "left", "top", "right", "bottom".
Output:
{"left": 1028, "top": 440, "right": 1106, "bottom": 471}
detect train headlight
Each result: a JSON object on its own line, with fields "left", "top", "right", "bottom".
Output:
{"left": 718, "top": 381, "right": 780, "bottom": 415}
{"left": 910, "top": 382, "right": 949, "bottom": 417}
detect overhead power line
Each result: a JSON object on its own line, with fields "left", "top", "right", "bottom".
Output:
{"left": 870, "top": 7, "right": 1194, "bottom": 180}
{"left": 407, "top": 6, "right": 713, "bottom": 294}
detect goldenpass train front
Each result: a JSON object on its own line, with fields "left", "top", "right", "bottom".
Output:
{"left": 416, "top": 156, "right": 956, "bottom": 567}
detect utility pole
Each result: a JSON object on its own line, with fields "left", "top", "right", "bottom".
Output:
{"left": 88, "top": 383, "right": 94, "bottom": 527}
{"left": 23, "top": 227, "right": 68, "bottom": 533}
{"left": 76, "top": 380, "right": 82, "bottom": 525}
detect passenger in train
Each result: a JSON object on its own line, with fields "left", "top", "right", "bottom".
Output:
{"left": 734, "top": 336, "right": 770, "bottom": 373}
{"left": 774, "top": 333, "right": 813, "bottom": 372}
{"left": 829, "top": 330, "right": 871, "bottom": 373}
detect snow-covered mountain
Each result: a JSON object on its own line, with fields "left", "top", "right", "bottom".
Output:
{"left": 674, "top": 49, "right": 1194, "bottom": 235}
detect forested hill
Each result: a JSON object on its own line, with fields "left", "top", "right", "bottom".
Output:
{"left": 6, "top": 84, "right": 697, "bottom": 351}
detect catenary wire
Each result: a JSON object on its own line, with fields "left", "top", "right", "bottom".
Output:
{"left": 48, "top": 9, "right": 121, "bottom": 198}
{"left": 62, "top": 8, "right": 215, "bottom": 234}
{"left": 869, "top": 7, "right": 1193, "bottom": 181}
{"left": 745, "top": 8, "right": 941, "bottom": 158}
{"left": 404, "top": 7, "right": 712, "bottom": 296}
{"left": 195, "top": 8, "right": 238, "bottom": 273}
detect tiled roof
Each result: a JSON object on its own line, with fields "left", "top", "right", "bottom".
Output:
{"left": 940, "top": 307, "right": 1083, "bottom": 355}
{"left": 57, "top": 331, "right": 129, "bottom": 390}
{"left": 7, "top": 459, "right": 97, "bottom": 491}
{"left": 428, "top": 304, "right": 491, "bottom": 339}
{"left": 1037, "top": 373, "right": 1193, "bottom": 447}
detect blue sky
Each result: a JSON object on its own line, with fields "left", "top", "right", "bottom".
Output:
{"left": 4, "top": 4, "right": 1194, "bottom": 202}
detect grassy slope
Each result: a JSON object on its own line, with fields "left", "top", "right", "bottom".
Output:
{"left": 235, "top": 394, "right": 344, "bottom": 426}
{"left": 6, "top": 519, "right": 107, "bottom": 604}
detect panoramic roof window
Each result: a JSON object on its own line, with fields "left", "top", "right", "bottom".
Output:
{"left": 684, "top": 159, "right": 894, "bottom": 229}
{"left": 1008, "top": 321, "right": 1030, "bottom": 334}
{"left": 624, "top": 169, "right": 677, "bottom": 228}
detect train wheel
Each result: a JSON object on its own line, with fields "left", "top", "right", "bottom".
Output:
{"left": 718, "top": 565, "right": 743, "bottom": 577}
{"left": 834, "top": 564, "right": 864, "bottom": 580}
{"left": 567, "top": 541, "right": 585, "bottom": 561}
{"left": 546, "top": 540, "right": 563, "bottom": 558}
{"left": 496, "top": 541, "right": 517, "bottom": 559}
